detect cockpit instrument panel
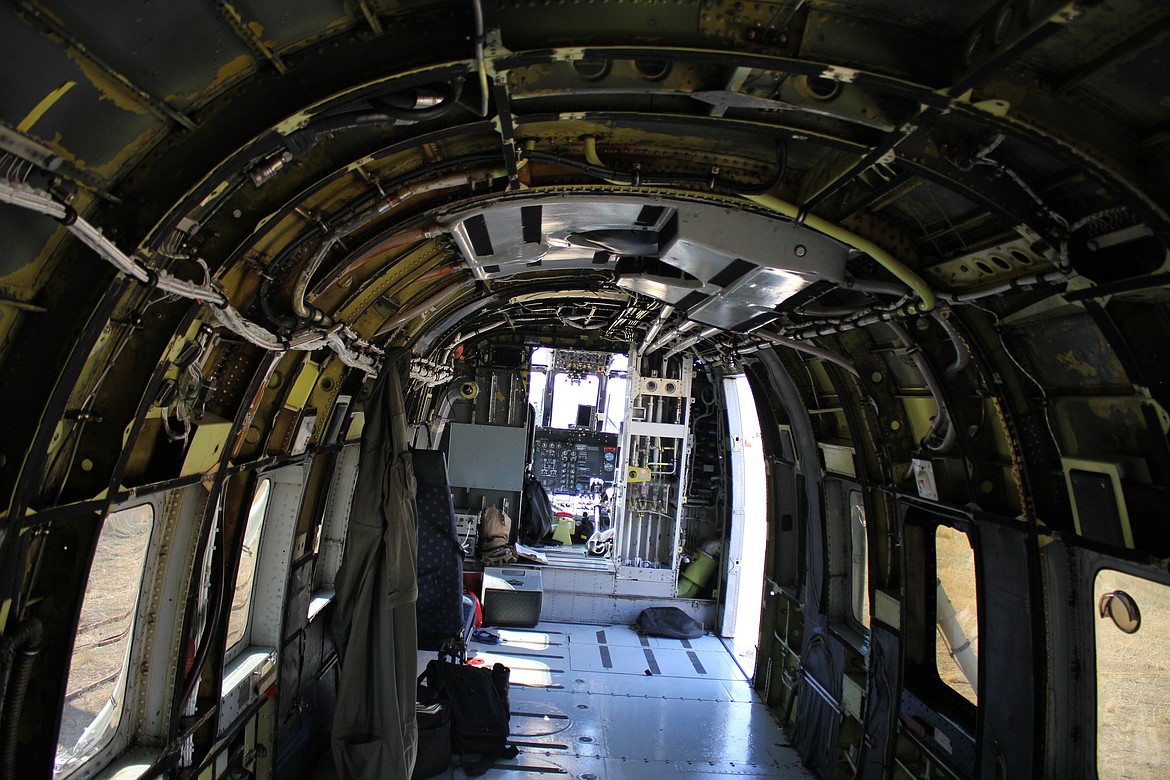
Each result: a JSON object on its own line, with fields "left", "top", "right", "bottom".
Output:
{"left": 532, "top": 427, "right": 619, "bottom": 494}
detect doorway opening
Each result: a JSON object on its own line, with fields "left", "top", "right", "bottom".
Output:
{"left": 720, "top": 374, "right": 767, "bottom": 677}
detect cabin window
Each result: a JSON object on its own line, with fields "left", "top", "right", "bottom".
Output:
{"left": 601, "top": 373, "right": 627, "bottom": 433}
{"left": 549, "top": 373, "right": 600, "bottom": 429}
{"left": 1095, "top": 568, "right": 1170, "bottom": 780}
{"left": 935, "top": 525, "right": 978, "bottom": 705}
{"left": 528, "top": 369, "right": 549, "bottom": 427}
{"left": 225, "top": 478, "right": 271, "bottom": 656}
{"left": 849, "top": 490, "right": 870, "bottom": 629}
{"left": 55, "top": 504, "right": 154, "bottom": 777}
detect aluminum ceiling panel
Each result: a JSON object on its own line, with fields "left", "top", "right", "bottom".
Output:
{"left": 687, "top": 296, "right": 774, "bottom": 330}
{"left": 661, "top": 203, "right": 850, "bottom": 284}
{"left": 444, "top": 198, "right": 656, "bottom": 280}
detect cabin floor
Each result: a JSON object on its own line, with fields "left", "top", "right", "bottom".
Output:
{"left": 314, "top": 621, "right": 811, "bottom": 779}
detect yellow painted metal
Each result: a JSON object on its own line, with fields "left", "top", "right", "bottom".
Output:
{"left": 552, "top": 516, "right": 574, "bottom": 545}
{"left": 284, "top": 360, "right": 320, "bottom": 412}
{"left": 346, "top": 411, "right": 366, "bottom": 440}
{"left": 626, "top": 466, "right": 651, "bottom": 482}
{"left": 873, "top": 589, "right": 901, "bottom": 629}
{"left": 842, "top": 672, "right": 866, "bottom": 721}
{"left": 900, "top": 396, "right": 938, "bottom": 447}
{"left": 180, "top": 415, "right": 233, "bottom": 477}
{"left": 16, "top": 81, "right": 76, "bottom": 132}
{"left": 1061, "top": 457, "right": 1136, "bottom": 548}
{"left": 818, "top": 442, "right": 857, "bottom": 478}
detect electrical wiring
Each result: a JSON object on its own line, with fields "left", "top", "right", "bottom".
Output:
{"left": 0, "top": 178, "right": 382, "bottom": 374}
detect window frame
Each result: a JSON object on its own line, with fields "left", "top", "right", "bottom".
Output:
{"left": 55, "top": 497, "right": 160, "bottom": 780}
{"left": 847, "top": 489, "right": 870, "bottom": 631}
{"left": 1092, "top": 565, "right": 1170, "bottom": 780}
{"left": 901, "top": 505, "right": 980, "bottom": 722}
{"left": 223, "top": 476, "right": 272, "bottom": 664}
{"left": 824, "top": 478, "right": 870, "bottom": 646}
{"left": 933, "top": 522, "right": 979, "bottom": 707}
{"left": 548, "top": 371, "right": 601, "bottom": 430}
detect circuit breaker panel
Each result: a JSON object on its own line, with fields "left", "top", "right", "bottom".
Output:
{"left": 613, "top": 350, "right": 693, "bottom": 595}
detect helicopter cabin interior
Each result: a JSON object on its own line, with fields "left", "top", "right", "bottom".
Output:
{"left": 1, "top": 1, "right": 1170, "bottom": 780}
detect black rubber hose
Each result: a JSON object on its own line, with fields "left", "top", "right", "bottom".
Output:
{"left": 0, "top": 617, "right": 44, "bottom": 779}
{"left": 287, "top": 80, "right": 465, "bottom": 155}
{"left": 521, "top": 140, "right": 787, "bottom": 196}
{"left": 725, "top": 140, "right": 787, "bottom": 196}
{"left": 521, "top": 150, "right": 635, "bottom": 184}
{"left": 369, "top": 79, "right": 464, "bottom": 122}
{"left": 179, "top": 518, "right": 226, "bottom": 710}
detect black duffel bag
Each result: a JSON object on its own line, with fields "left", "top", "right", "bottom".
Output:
{"left": 411, "top": 684, "right": 451, "bottom": 780}
{"left": 417, "top": 653, "right": 517, "bottom": 777}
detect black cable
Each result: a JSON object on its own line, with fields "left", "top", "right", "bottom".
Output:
{"left": 178, "top": 504, "right": 227, "bottom": 709}
{"left": 369, "top": 80, "right": 464, "bottom": 122}
{"left": 286, "top": 80, "right": 465, "bottom": 156}
{"left": 520, "top": 139, "right": 787, "bottom": 196}
{"left": 0, "top": 618, "right": 43, "bottom": 779}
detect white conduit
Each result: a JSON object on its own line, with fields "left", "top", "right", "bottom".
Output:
{"left": 0, "top": 179, "right": 381, "bottom": 374}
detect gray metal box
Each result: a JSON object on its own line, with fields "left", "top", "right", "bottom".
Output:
{"left": 446, "top": 423, "right": 528, "bottom": 492}
{"left": 482, "top": 567, "right": 543, "bottom": 628}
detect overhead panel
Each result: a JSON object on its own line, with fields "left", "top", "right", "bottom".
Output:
{"left": 444, "top": 198, "right": 652, "bottom": 279}
{"left": 444, "top": 195, "right": 852, "bottom": 331}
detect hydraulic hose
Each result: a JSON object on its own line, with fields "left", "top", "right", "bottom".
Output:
{"left": 374, "top": 280, "right": 476, "bottom": 339}
{"left": 889, "top": 322, "right": 957, "bottom": 454}
{"left": 931, "top": 305, "right": 970, "bottom": 377}
{"left": 282, "top": 81, "right": 464, "bottom": 157}
{"left": 0, "top": 617, "right": 44, "bottom": 779}
{"left": 369, "top": 81, "right": 463, "bottom": 122}
{"left": 755, "top": 330, "right": 860, "bottom": 378}
{"left": 312, "top": 226, "right": 438, "bottom": 299}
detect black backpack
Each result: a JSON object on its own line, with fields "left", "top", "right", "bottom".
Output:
{"left": 417, "top": 652, "right": 517, "bottom": 776}
{"left": 634, "top": 606, "right": 705, "bottom": 639}
{"left": 519, "top": 472, "right": 554, "bottom": 544}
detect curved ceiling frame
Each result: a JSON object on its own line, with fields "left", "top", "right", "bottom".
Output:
{"left": 3, "top": 10, "right": 1167, "bottom": 517}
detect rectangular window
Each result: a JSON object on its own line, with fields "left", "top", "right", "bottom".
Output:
{"left": 1095, "top": 568, "right": 1170, "bottom": 780}
{"left": 601, "top": 375, "right": 627, "bottom": 433}
{"left": 935, "top": 525, "right": 978, "bottom": 705}
{"left": 225, "top": 478, "right": 270, "bottom": 655}
{"left": 549, "top": 374, "right": 599, "bottom": 429}
{"left": 528, "top": 369, "right": 548, "bottom": 427}
{"left": 55, "top": 504, "right": 154, "bottom": 777}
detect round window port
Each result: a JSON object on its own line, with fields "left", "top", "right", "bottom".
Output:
{"left": 1099, "top": 590, "right": 1141, "bottom": 634}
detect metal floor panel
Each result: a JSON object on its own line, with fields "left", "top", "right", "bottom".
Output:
{"left": 567, "top": 623, "right": 723, "bottom": 649}
{"left": 405, "top": 621, "right": 813, "bottom": 779}
{"left": 566, "top": 641, "right": 745, "bottom": 681}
